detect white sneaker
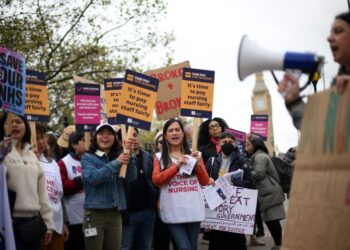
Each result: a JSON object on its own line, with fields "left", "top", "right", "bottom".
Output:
{"left": 250, "top": 237, "right": 266, "bottom": 246}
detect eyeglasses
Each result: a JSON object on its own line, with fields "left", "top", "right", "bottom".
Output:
{"left": 157, "top": 140, "right": 163, "bottom": 144}
{"left": 209, "top": 124, "right": 220, "bottom": 130}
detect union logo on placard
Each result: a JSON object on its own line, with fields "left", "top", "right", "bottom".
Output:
{"left": 127, "top": 74, "right": 134, "bottom": 82}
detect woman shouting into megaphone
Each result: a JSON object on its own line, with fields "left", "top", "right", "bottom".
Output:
{"left": 279, "top": 11, "right": 350, "bottom": 129}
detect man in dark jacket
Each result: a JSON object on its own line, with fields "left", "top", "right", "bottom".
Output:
{"left": 121, "top": 128, "right": 158, "bottom": 250}
{"left": 205, "top": 132, "right": 253, "bottom": 250}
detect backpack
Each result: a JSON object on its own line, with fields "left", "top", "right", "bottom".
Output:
{"left": 271, "top": 156, "right": 294, "bottom": 195}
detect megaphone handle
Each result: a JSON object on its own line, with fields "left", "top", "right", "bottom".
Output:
{"left": 280, "top": 69, "right": 302, "bottom": 98}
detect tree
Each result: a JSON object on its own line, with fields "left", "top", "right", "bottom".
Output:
{"left": 0, "top": 0, "right": 174, "bottom": 130}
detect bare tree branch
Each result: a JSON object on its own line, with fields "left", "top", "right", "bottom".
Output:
{"left": 47, "top": 0, "right": 94, "bottom": 60}
{"left": 36, "top": 0, "right": 53, "bottom": 51}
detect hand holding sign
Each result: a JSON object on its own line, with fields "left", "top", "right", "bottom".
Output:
{"left": 119, "top": 126, "right": 134, "bottom": 178}
{"left": 117, "top": 151, "right": 131, "bottom": 165}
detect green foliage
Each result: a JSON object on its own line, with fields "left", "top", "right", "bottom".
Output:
{"left": 0, "top": 0, "right": 174, "bottom": 130}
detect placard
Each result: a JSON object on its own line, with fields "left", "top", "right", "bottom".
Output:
{"left": 74, "top": 83, "right": 100, "bottom": 132}
{"left": 282, "top": 86, "right": 350, "bottom": 250}
{"left": 0, "top": 47, "right": 26, "bottom": 115}
{"left": 225, "top": 128, "right": 247, "bottom": 153}
{"left": 180, "top": 68, "right": 214, "bottom": 118}
{"left": 25, "top": 70, "right": 49, "bottom": 122}
{"left": 73, "top": 75, "right": 107, "bottom": 123}
{"left": 116, "top": 69, "right": 159, "bottom": 130}
{"left": 145, "top": 61, "right": 190, "bottom": 120}
{"left": 250, "top": 114, "right": 268, "bottom": 141}
{"left": 104, "top": 78, "right": 123, "bottom": 124}
{"left": 201, "top": 187, "right": 258, "bottom": 235}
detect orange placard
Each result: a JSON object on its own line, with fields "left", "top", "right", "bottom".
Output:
{"left": 116, "top": 70, "right": 159, "bottom": 130}
{"left": 104, "top": 78, "right": 123, "bottom": 124}
{"left": 25, "top": 70, "right": 49, "bottom": 122}
{"left": 180, "top": 68, "right": 215, "bottom": 118}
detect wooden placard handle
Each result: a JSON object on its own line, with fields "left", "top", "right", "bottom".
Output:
{"left": 29, "top": 121, "right": 37, "bottom": 153}
{"left": 85, "top": 132, "right": 91, "bottom": 151}
{"left": 191, "top": 118, "right": 201, "bottom": 153}
{"left": 119, "top": 126, "right": 134, "bottom": 178}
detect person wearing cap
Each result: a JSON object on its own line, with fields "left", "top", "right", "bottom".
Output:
{"left": 81, "top": 123, "right": 137, "bottom": 250}
{"left": 154, "top": 131, "right": 163, "bottom": 153}
{"left": 205, "top": 132, "right": 253, "bottom": 250}
{"left": 58, "top": 131, "right": 86, "bottom": 250}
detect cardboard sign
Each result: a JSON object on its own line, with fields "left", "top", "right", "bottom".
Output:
{"left": 116, "top": 69, "right": 159, "bottom": 130}
{"left": 180, "top": 68, "right": 214, "bottom": 118}
{"left": 225, "top": 128, "right": 247, "bottom": 153}
{"left": 74, "top": 83, "right": 100, "bottom": 132}
{"left": 250, "top": 114, "right": 268, "bottom": 141}
{"left": 24, "top": 70, "right": 49, "bottom": 122}
{"left": 0, "top": 47, "right": 26, "bottom": 115}
{"left": 201, "top": 187, "right": 258, "bottom": 235}
{"left": 145, "top": 61, "right": 190, "bottom": 121}
{"left": 104, "top": 78, "right": 123, "bottom": 124}
{"left": 282, "top": 86, "right": 350, "bottom": 250}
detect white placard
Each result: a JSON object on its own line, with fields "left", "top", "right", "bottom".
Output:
{"left": 201, "top": 187, "right": 258, "bottom": 235}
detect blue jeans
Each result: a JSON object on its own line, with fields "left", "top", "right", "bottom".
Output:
{"left": 167, "top": 222, "right": 201, "bottom": 250}
{"left": 121, "top": 208, "right": 156, "bottom": 250}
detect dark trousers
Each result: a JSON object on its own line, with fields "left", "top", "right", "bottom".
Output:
{"left": 64, "top": 224, "right": 85, "bottom": 250}
{"left": 209, "top": 230, "right": 246, "bottom": 250}
{"left": 13, "top": 217, "right": 42, "bottom": 250}
{"left": 254, "top": 203, "right": 264, "bottom": 236}
{"left": 153, "top": 213, "right": 177, "bottom": 250}
{"left": 265, "top": 220, "right": 282, "bottom": 246}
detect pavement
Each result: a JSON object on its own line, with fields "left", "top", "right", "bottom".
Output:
{"left": 197, "top": 232, "right": 276, "bottom": 250}
{"left": 196, "top": 198, "right": 289, "bottom": 250}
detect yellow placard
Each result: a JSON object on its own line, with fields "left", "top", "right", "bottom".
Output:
{"left": 118, "top": 82, "right": 157, "bottom": 122}
{"left": 181, "top": 80, "right": 214, "bottom": 111}
{"left": 105, "top": 88, "right": 121, "bottom": 118}
{"left": 24, "top": 83, "right": 49, "bottom": 116}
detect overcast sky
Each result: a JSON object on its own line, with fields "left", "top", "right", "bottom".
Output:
{"left": 160, "top": 0, "right": 348, "bottom": 152}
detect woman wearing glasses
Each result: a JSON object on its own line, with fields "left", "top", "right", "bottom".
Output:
{"left": 197, "top": 117, "right": 229, "bottom": 165}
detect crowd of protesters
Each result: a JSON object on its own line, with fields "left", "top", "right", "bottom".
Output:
{"left": 0, "top": 10, "right": 349, "bottom": 250}
{"left": 0, "top": 113, "right": 295, "bottom": 250}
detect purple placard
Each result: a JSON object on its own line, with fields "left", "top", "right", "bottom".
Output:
{"left": 250, "top": 115, "right": 268, "bottom": 141}
{"left": 225, "top": 128, "right": 246, "bottom": 153}
{"left": 0, "top": 47, "right": 26, "bottom": 115}
{"left": 74, "top": 83, "right": 100, "bottom": 132}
